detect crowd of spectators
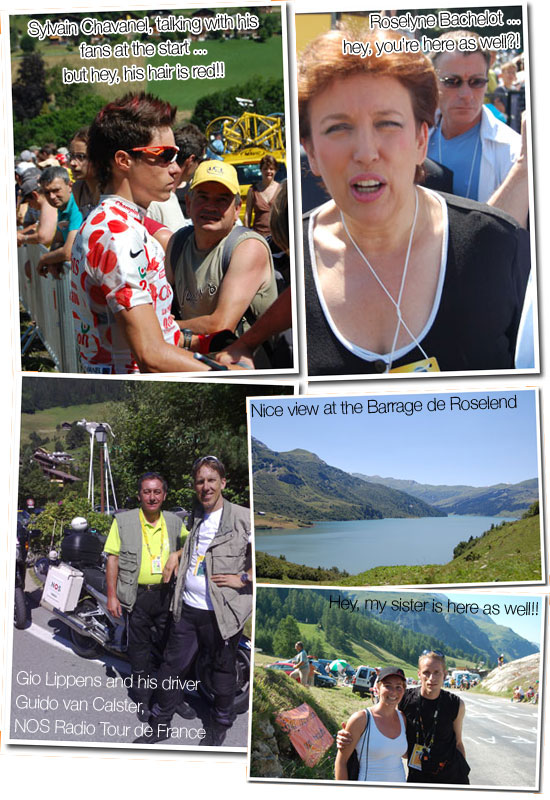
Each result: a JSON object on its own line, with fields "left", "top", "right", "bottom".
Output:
{"left": 16, "top": 99, "right": 291, "bottom": 374}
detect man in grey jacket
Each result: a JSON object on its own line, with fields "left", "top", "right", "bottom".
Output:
{"left": 135, "top": 455, "right": 252, "bottom": 746}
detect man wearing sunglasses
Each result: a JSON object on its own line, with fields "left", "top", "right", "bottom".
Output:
{"left": 147, "top": 123, "right": 207, "bottom": 232}
{"left": 427, "top": 30, "right": 522, "bottom": 214}
{"left": 337, "top": 649, "right": 469, "bottom": 784}
{"left": 70, "top": 92, "right": 213, "bottom": 374}
{"left": 135, "top": 455, "right": 252, "bottom": 747}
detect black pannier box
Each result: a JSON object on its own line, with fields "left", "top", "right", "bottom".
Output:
{"left": 61, "top": 530, "right": 104, "bottom": 567}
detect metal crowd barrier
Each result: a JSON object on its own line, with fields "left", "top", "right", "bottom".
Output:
{"left": 18, "top": 243, "right": 81, "bottom": 373}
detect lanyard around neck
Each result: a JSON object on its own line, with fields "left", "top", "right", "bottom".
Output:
{"left": 340, "top": 189, "right": 428, "bottom": 370}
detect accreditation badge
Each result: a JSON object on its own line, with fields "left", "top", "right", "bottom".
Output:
{"left": 408, "top": 743, "right": 425, "bottom": 771}
{"left": 151, "top": 556, "right": 162, "bottom": 574}
{"left": 390, "top": 357, "right": 440, "bottom": 373}
{"left": 194, "top": 554, "right": 206, "bottom": 577}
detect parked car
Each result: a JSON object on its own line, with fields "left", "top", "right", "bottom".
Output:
{"left": 351, "top": 665, "right": 377, "bottom": 697}
{"left": 266, "top": 659, "right": 337, "bottom": 688}
{"left": 312, "top": 671, "right": 337, "bottom": 689}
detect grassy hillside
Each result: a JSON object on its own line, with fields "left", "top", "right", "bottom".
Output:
{"left": 20, "top": 402, "right": 116, "bottom": 442}
{"left": 256, "top": 514, "right": 541, "bottom": 585}
{"left": 471, "top": 617, "right": 539, "bottom": 659}
{"left": 251, "top": 667, "right": 339, "bottom": 780}
{"left": 252, "top": 439, "right": 445, "bottom": 522}
{"left": 292, "top": 622, "right": 478, "bottom": 674}
{"left": 12, "top": 32, "right": 284, "bottom": 110}
{"left": 148, "top": 36, "right": 284, "bottom": 108}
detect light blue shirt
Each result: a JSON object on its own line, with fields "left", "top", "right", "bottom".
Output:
{"left": 428, "top": 122, "right": 482, "bottom": 201}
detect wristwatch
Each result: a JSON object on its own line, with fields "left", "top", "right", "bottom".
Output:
{"left": 182, "top": 328, "right": 193, "bottom": 350}
{"left": 240, "top": 572, "right": 250, "bottom": 585}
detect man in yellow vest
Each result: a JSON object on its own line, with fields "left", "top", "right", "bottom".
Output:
{"left": 104, "top": 472, "right": 186, "bottom": 719}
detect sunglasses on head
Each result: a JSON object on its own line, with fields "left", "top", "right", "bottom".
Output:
{"left": 192, "top": 454, "right": 222, "bottom": 471}
{"left": 438, "top": 75, "right": 489, "bottom": 90}
{"left": 421, "top": 649, "right": 445, "bottom": 657}
{"left": 128, "top": 145, "right": 180, "bottom": 164}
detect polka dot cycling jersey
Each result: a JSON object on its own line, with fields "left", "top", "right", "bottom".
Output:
{"left": 70, "top": 195, "right": 180, "bottom": 373}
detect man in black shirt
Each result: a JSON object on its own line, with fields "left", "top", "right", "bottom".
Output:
{"left": 400, "top": 650, "right": 469, "bottom": 784}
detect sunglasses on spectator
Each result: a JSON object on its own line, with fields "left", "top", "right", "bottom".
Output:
{"left": 421, "top": 649, "right": 445, "bottom": 657}
{"left": 128, "top": 145, "right": 180, "bottom": 164}
{"left": 438, "top": 75, "right": 489, "bottom": 89}
{"left": 69, "top": 152, "right": 88, "bottom": 162}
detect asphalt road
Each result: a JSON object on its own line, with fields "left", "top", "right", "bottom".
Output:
{"left": 455, "top": 690, "right": 540, "bottom": 788}
{"left": 8, "top": 583, "right": 248, "bottom": 751}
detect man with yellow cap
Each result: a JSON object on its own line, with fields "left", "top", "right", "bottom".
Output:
{"left": 166, "top": 160, "right": 277, "bottom": 356}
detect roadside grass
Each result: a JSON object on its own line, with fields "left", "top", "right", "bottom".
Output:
{"left": 252, "top": 666, "right": 343, "bottom": 780}
{"left": 20, "top": 307, "right": 56, "bottom": 372}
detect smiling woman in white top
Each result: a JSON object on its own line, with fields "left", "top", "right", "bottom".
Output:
{"left": 335, "top": 666, "right": 408, "bottom": 782}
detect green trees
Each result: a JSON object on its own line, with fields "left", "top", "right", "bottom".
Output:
{"left": 109, "top": 382, "right": 254, "bottom": 508}
{"left": 19, "top": 34, "right": 36, "bottom": 53}
{"left": 13, "top": 94, "right": 105, "bottom": 154}
{"left": 191, "top": 76, "right": 284, "bottom": 130}
{"left": 32, "top": 498, "right": 113, "bottom": 552}
{"left": 272, "top": 615, "right": 301, "bottom": 658}
{"left": 22, "top": 376, "right": 127, "bottom": 411}
{"left": 255, "top": 588, "right": 494, "bottom": 667}
{"left": 523, "top": 500, "right": 539, "bottom": 518}
{"left": 12, "top": 49, "right": 105, "bottom": 151}
{"left": 12, "top": 53, "right": 48, "bottom": 122}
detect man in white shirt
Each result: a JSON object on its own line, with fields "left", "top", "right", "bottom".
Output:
{"left": 428, "top": 30, "right": 527, "bottom": 226}
{"left": 135, "top": 455, "right": 252, "bottom": 747}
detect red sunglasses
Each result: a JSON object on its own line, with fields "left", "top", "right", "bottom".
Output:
{"left": 128, "top": 145, "right": 180, "bottom": 164}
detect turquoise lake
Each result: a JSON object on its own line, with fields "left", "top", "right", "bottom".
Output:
{"left": 255, "top": 515, "right": 515, "bottom": 573}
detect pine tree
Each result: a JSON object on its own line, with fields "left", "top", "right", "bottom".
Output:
{"left": 12, "top": 53, "right": 49, "bottom": 122}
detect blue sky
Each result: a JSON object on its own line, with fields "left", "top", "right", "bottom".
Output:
{"left": 444, "top": 591, "right": 543, "bottom": 646}
{"left": 249, "top": 390, "right": 539, "bottom": 486}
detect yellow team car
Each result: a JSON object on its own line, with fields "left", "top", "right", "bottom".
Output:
{"left": 205, "top": 112, "right": 286, "bottom": 220}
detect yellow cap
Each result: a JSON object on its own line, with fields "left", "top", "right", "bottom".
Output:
{"left": 189, "top": 159, "right": 240, "bottom": 195}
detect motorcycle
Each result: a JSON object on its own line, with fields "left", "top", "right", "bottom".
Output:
{"left": 40, "top": 525, "right": 250, "bottom": 715}
{"left": 15, "top": 513, "right": 42, "bottom": 629}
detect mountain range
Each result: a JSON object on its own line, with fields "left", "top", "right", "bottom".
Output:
{"left": 348, "top": 590, "right": 539, "bottom": 662}
{"left": 353, "top": 474, "right": 538, "bottom": 518}
{"left": 252, "top": 438, "right": 445, "bottom": 521}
